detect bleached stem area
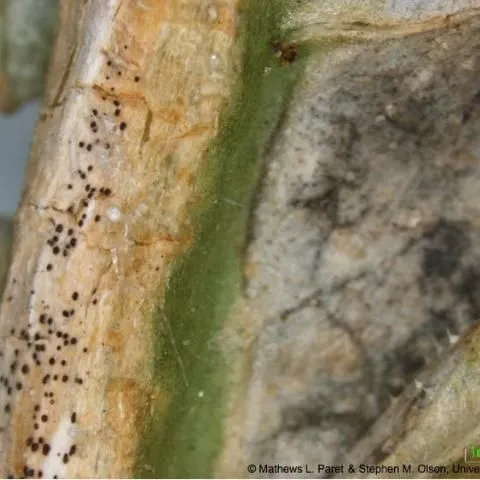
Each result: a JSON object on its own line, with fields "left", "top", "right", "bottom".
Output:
{"left": 0, "top": 1, "right": 238, "bottom": 477}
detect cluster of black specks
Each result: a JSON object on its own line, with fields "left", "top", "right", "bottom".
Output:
{"left": 64, "top": 124, "right": 115, "bottom": 234}
{"left": 45, "top": 220, "right": 79, "bottom": 261}
{"left": 105, "top": 52, "right": 141, "bottom": 87}
{"left": 0, "top": 261, "right": 90, "bottom": 476}
{"left": 20, "top": 434, "right": 51, "bottom": 473}
{"left": 0, "top": 47, "right": 146, "bottom": 480}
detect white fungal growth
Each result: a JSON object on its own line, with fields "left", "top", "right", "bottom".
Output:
{"left": 106, "top": 207, "right": 121, "bottom": 222}
{"left": 42, "top": 415, "right": 73, "bottom": 478}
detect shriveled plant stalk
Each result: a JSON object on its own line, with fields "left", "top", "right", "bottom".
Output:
{"left": 2, "top": 0, "right": 480, "bottom": 478}
{"left": 0, "top": 0, "right": 243, "bottom": 476}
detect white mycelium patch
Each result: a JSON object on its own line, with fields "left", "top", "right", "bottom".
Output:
{"left": 42, "top": 415, "right": 75, "bottom": 478}
{"left": 106, "top": 207, "right": 121, "bottom": 223}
